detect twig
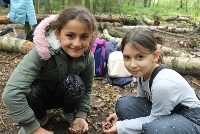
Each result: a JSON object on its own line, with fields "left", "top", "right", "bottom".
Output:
{"left": 0, "top": 115, "right": 7, "bottom": 128}
{"left": 151, "top": 28, "right": 188, "bottom": 38}
{"left": 0, "top": 61, "right": 9, "bottom": 64}
{"left": 7, "top": 53, "right": 21, "bottom": 61}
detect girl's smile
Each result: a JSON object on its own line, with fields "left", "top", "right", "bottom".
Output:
{"left": 56, "top": 19, "right": 91, "bottom": 58}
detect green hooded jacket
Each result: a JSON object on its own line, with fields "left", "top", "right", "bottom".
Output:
{"left": 2, "top": 15, "right": 94, "bottom": 134}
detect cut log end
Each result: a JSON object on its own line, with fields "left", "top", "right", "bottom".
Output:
{"left": 21, "top": 41, "right": 34, "bottom": 54}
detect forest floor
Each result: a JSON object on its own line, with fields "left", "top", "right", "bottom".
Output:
{"left": 0, "top": 20, "right": 200, "bottom": 134}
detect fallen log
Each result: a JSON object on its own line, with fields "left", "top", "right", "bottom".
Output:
{"left": 0, "top": 14, "right": 139, "bottom": 26}
{"left": 0, "top": 16, "right": 12, "bottom": 24}
{"left": 100, "top": 29, "right": 200, "bottom": 76}
{"left": 165, "top": 27, "right": 194, "bottom": 33}
{"left": 142, "top": 16, "right": 154, "bottom": 26}
{"left": 0, "top": 24, "right": 24, "bottom": 30}
{"left": 116, "top": 25, "right": 193, "bottom": 34}
{"left": 0, "top": 14, "right": 50, "bottom": 24}
{"left": 0, "top": 36, "right": 34, "bottom": 54}
{"left": 0, "top": 30, "right": 199, "bottom": 76}
{"left": 166, "top": 15, "right": 191, "bottom": 23}
{"left": 157, "top": 44, "right": 190, "bottom": 58}
{"left": 164, "top": 56, "right": 200, "bottom": 76}
{"left": 103, "top": 24, "right": 126, "bottom": 38}
{"left": 100, "top": 29, "right": 122, "bottom": 42}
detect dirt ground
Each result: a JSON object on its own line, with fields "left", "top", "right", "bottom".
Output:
{"left": 0, "top": 26, "right": 200, "bottom": 134}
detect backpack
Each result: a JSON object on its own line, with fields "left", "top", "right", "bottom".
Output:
{"left": 107, "top": 51, "right": 131, "bottom": 78}
{"left": 105, "top": 40, "right": 133, "bottom": 86}
{"left": 91, "top": 39, "right": 107, "bottom": 77}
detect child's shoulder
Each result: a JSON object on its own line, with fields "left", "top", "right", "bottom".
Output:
{"left": 155, "top": 68, "right": 184, "bottom": 83}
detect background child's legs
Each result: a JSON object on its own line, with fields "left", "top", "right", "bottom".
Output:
{"left": 115, "top": 96, "right": 152, "bottom": 120}
{"left": 142, "top": 113, "right": 200, "bottom": 134}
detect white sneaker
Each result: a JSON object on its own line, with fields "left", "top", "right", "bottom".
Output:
{"left": 62, "top": 112, "right": 75, "bottom": 124}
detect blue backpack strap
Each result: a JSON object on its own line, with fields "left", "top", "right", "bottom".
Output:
{"left": 92, "top": 39, "right": 107, "bottom": 76}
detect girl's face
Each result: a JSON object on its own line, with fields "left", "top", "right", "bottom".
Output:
{"left": 123, "top": 43, "right": 160, "bottom": 80}
{"left": 56, "top": 19, "right": 91, "bottom": 58}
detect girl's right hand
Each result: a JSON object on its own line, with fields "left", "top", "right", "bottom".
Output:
{"left": 102, "top": 122, "right": 117, "bottom": 134}
{"left": 106, "top": 113, "right": 118, "bottom": 124}
{"left": 32, "top": 127, "right": 53, "bottom": 134}
{"left": 102, "top": 113, "right": 118, "bottom": 134}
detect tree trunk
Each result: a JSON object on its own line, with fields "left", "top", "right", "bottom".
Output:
{"left": 164, "top": 56, "right": 200, "bottom": 76}
{"left": 142, "top": 16, "right": 154, "bottom": 25}
{"left": 61, "top": 0, "right": 65, "bottom": 9}
{"left": 0, "top": 16, "right": 12, "bottom": 24}
{"left": 0, "top": 24, "right": 24, "bottom": 30}
{"left": 69, "top": 0, "right": 82, "bottom": 5}
{"left": 45, "top": 0, "right": 51, "bottom": 14}
{"left": 85, "top": 0, "right": 90, "bottom": 10}
{"left": 144, "top": 0, "right": 148, "bottom": 7}
{"left": 34, "top": 0, "right": 40, "bottom": 14}
{"left": 93, "top": 0, "right": 97, "bottom": 14}
{"left": 0, "top": 36, "right": 34, "bottom": 54}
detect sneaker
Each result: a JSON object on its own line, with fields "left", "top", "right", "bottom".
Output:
{"left": 18, "top": 127, "right": 25, "bottom": 134}
{"left": 62, "top": 112, "right": 75, "bottom": 124}
{"left": 37, "top": 115, "right": 48, "bottom": 127}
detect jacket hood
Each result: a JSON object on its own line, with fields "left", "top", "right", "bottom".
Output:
{"left": 33, "top": 15, "right": 61, "bottom": 60}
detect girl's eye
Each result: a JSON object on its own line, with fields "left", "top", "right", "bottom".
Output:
{"left": 137, "top": 55, "right": 144, "bottom": 60}
{"left": 81, "top": 35, "right": 89, "bottom": 39}
{"left": 66, "top": 34, "right": 74, "bottom": 38}
{"left": 123, "top": 55, "right": 130, "bottom": 60}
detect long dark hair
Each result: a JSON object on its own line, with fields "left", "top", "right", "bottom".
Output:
{"left": 121, "top": 27, "right": 164, "bottom": 64}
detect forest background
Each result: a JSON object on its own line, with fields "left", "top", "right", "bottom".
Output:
{"left": 1, "top": 0, "right": 200, "bottom": 134}
{"left": 0, "top": 0, "right": 200, "bottom": 22}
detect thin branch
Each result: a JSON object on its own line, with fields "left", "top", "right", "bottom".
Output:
{"left": 0, "top": 115, "right": 7, "bottom": 128}
{"left": 7, "top": 53, "right": 21, "bottom": 61}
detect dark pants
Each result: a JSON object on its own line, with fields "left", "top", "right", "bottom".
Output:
{"left": 26, "top": 75, "right": 85, "bottom": 120}
{"left": 116, "top": 95, "right": 200, "bottom": 134}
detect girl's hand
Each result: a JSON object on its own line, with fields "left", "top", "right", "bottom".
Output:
{"left": 106, "top": 113, "right": 118, "bottom": 124}
{"left": 102, "top": 113, "right": 118, "bottom": 134}
{"left": 102, "top": 122, "right": 117, "bottom": 134}
{"left": 68, "top": 118, "right": 88, "bottom": 134}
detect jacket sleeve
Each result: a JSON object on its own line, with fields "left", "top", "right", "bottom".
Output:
{"left": 75, "top": 52, "right": 94, "bottom": 119}
{"left": 2, "top": 47, "right": 46, "bottom": 133}
{"left": 116, "top": 115, "right": 157, "bottom": 134}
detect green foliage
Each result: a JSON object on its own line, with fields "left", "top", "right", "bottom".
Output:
{"left": 192, "top": 40, "right": 200, "bottom": 47}
{"left": 0, "top": 0, "right": 200, "bottom": 21}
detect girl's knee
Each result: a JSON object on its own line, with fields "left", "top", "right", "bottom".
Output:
{"left": 63, "top": 74, "right": 85, "bottom": 101}
{"left": 116, "top": 96, "right": 144, "bottom": 120}
{"left": 116, "top": 95, "right": 132, "bottom": 110}
{"left": 142, "top": 121, "right": 168, "bottom": 134}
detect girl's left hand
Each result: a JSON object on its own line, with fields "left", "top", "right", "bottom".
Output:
{"left": 68, "top": 118, "right": 88, "bottom": 134}
{"left": 102, "top": 122, "right": 117, "bottom": 134}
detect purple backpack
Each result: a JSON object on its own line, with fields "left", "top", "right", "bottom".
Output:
{"left": 91, "top": 39, "right": 107, "bottom": 77}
